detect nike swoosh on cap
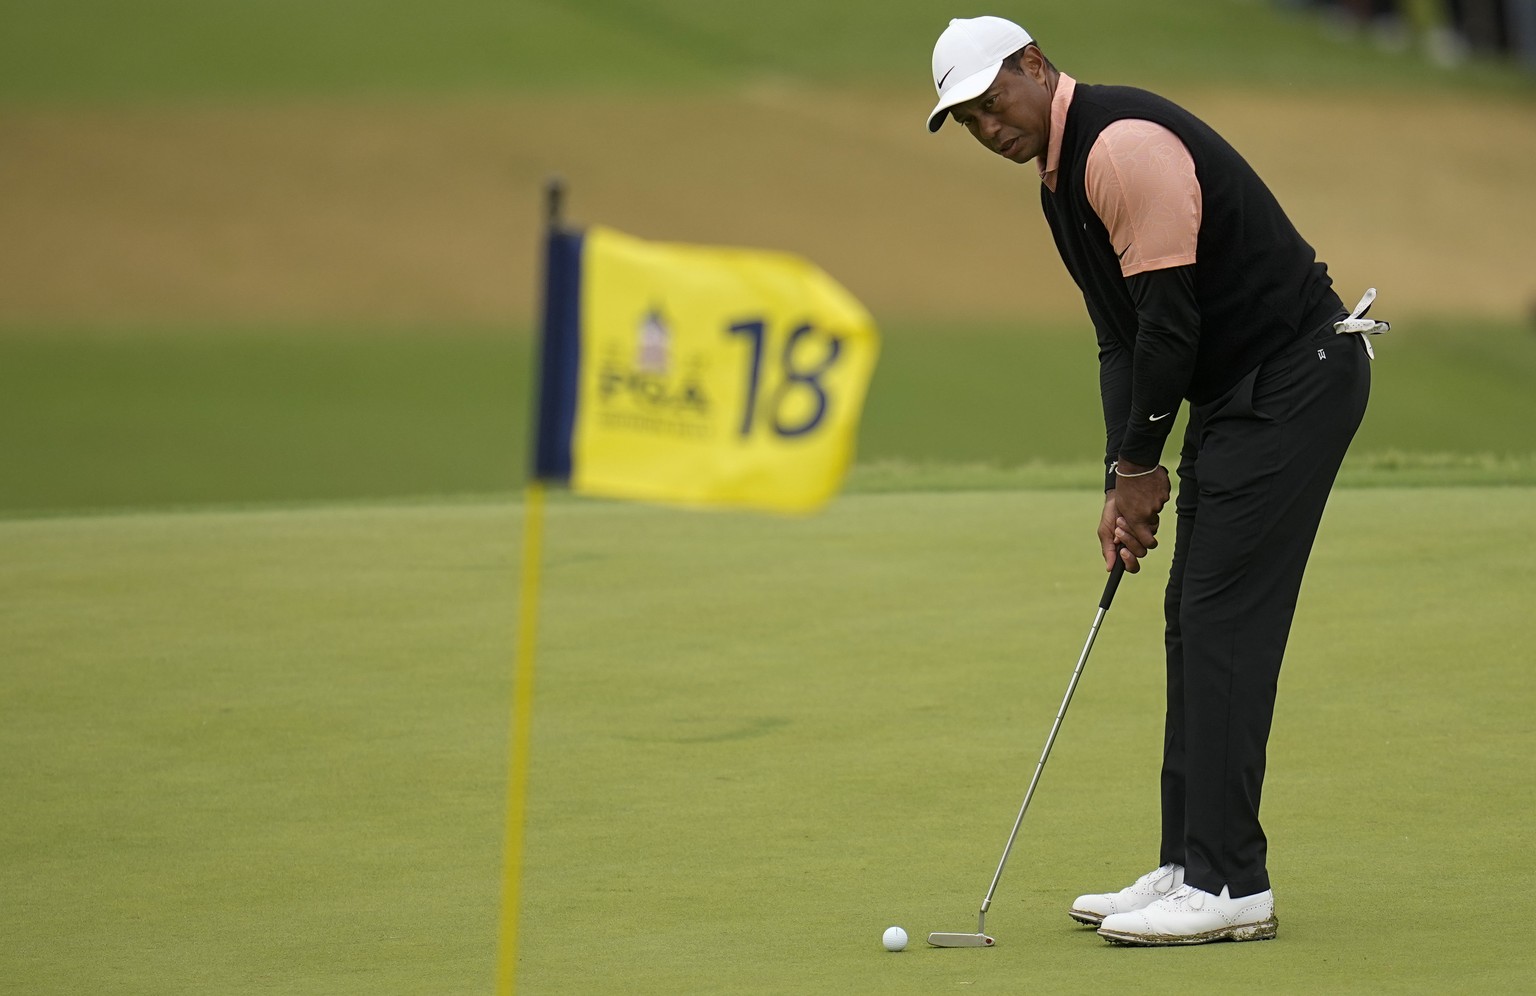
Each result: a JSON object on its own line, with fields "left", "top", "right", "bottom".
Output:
{"left": 938, "top": 66, "right": 955, "bottom": 88}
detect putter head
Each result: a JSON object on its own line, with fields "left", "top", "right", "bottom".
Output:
{"left": 926, "top": 931, "right": 995, "bottom": 947}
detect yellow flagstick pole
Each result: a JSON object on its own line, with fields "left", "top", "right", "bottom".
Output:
{"left": 496, "top": 178, "right": 565, "bottom": 996}
{"left": 495, "top": 477, "right": 546, "bottom": 995}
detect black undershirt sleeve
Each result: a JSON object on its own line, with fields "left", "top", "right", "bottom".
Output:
{"left": 1117, "top": 263, "right": 1200, "bottom": 468}
{"left": 1096, "top": 322, "right": 1132, "bottom": 492}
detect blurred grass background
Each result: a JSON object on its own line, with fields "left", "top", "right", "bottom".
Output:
{"left": 3, "top": 318, "right": 1534, "bottom": 513}
{"left": 1, "top": 0, "right": 1533, "bottom": 515}
{"left": 5, "top": 0, "right": 1532, "bottom": 97}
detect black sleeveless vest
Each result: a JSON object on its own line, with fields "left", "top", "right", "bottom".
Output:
{"left": 1041, "top": 83, "right": 1342, "bottom": 405}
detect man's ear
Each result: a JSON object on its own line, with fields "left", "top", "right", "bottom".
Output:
{"left": 1022, "top": 44, "right": 1049, "bottom": 84}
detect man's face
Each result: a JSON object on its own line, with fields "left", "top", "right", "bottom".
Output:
{"left": 947, "top": 47, "right": 1054, "bottom": 165}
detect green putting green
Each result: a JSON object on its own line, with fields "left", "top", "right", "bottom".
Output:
{"left": 4, "top": 486, "right": 1532, "bottom": 992}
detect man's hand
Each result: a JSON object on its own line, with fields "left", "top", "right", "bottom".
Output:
{"left": 1099, "top": 493, "right": 1133, "bottom": 572}
{"left": 1101, "top": 459, "right": 1170, "bottom": 573}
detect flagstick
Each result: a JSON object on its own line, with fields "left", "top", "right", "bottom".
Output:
{"left": 495, "top": 477, "right": 546, "bottom": 995}
{"left": 495, "top": 177, "right": 566, "bottom": 994}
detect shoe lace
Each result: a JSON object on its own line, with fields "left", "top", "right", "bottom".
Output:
{"left": 1138, "top": 863, "right": 1182, "bottom": 892}
{"left": 1164, "top": 884, "right": 1204, "bottom": 909}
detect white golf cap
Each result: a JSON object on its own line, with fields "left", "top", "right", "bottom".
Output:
{"left": 926, "top": 16, "right": 1033, "bottom": 132}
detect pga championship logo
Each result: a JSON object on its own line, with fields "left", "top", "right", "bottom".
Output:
{"left": 594, "top": 307, "right": 713, "bottom": 437}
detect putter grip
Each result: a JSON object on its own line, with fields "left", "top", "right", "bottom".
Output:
{"left": 1100, "top": 554, "right": 1127, "bottom": 610}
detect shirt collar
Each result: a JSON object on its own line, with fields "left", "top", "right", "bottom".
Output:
{"left": 1039, "top": 73, "right": 1077, "bottom": 193}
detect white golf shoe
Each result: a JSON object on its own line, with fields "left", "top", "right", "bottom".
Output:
{"left": 1097, "top": 883, "right": 1278, "bottom": 945}
{"left": 1067, "top": 863, "right": 1185, "bottom": 926}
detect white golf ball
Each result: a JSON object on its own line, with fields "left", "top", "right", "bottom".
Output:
{"left": 882, "top": 925, "right": 908, "bottom": 952}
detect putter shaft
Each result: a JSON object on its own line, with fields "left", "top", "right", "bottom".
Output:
{"left": 975, "top": 558, "right": 1126, "bottom": 935}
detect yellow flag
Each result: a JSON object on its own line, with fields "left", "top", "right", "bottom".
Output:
{"left": 536, "top": 225, "right": 879, "bottom": 514}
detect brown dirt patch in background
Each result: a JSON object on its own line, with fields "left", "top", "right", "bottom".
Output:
{"left": 1, "top": 88, "right": 1531, "bottom": 327}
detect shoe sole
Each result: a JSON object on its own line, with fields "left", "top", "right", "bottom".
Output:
{"left": 1067, "top": 909, "right": 1106, "bottom": 927}
{"left": 1098, "top": 915, "right": 1278, "bottom": 946}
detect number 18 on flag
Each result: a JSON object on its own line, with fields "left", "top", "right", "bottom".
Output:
{"left": 534, "top": 216, "right": 880, "bottom": 514}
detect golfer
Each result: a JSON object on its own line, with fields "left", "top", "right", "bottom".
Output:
{"left": 926, "top": 16, "right": 1376, "bottom": 945}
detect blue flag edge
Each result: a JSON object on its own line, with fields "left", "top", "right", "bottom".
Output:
{"left": 532, "top": 229, "right": 584, "bottom": 481}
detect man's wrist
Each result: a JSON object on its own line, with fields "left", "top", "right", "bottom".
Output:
{"left": 1111, "top": 458, "right": 1160, "bottom": 479}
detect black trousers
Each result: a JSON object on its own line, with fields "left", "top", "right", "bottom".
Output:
{"left": 1158, "top": 320, "right": 1370, "bottom": 898}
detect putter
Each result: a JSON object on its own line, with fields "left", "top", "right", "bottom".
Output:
{"left": 928, "top": 555, "right": 1128, "bottom": 948}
